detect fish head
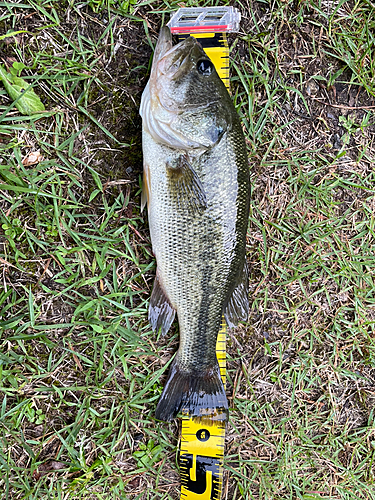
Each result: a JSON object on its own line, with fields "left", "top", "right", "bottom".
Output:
{"left": 140, "top": 27, "right": 232, "bottom": 151}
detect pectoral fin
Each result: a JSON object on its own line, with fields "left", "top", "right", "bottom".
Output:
{"left": 224, "top": 261, "right": 249, "bottom": 328}
{"left": 166, "top": 155, "right": 207, "bottom": 214}
{"left": 149, "top": 271, "right": 176, "bottom": 335}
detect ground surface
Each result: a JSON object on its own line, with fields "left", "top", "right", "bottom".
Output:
{"left": 1, "top": 0, "right": 375, "bottom": 499}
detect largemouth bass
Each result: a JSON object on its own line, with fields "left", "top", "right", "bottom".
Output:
{"left": 140, "top": 27, "right": 250, "bottom": 422}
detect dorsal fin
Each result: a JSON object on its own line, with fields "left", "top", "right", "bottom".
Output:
{"left": 224, "top": 261, "right": 249, "bottom": 328}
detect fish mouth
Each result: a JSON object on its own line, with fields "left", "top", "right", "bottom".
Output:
{"left": 152, "top": 26, "right": 173, "bottom": 66}
{"left": 152, "top": 26, "right": 198, "bottom": 80}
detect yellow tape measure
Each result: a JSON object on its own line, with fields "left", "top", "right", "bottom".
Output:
{"left": 179, "top": 320, "right": 227, "bottom": 500}
{"left": 175, "top": 28, "right": 230, "bottom": 500}
{"left": 167, "top": 9, "right": 240, "bottom": 497}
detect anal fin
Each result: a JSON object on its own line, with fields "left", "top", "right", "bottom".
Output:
{"left": 149, "top": 272, "right": 176, "bottom": 335}
{"left": 224, "top": 261, "right": 249, "bottom": 328}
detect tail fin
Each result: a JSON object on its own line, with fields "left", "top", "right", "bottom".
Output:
{"left": 155, "top": 361, "right": 228, "bottom": 422}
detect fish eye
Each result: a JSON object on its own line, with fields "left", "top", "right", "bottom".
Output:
{"left": 196, "top": 59, "right": 214, "bottom": 76}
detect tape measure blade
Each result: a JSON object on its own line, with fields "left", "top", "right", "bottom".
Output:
{"left": 176, "top": 28, "right": 229, "bottom": 500}
{"left": 179, "top": 320, "right": 226, "bottom": 500}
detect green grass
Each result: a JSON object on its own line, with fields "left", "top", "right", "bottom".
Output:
{"left": 1, "top": 0, "right": 375, "bottom": 499}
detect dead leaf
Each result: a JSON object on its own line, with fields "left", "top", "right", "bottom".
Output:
{"left": 68, "top": 342, "right": 83, "bottom": 372}
{"left": 33, "top": 460, "right": 66, "bottom": 479}
{"left": 22, "top": 150, "right": 43, "bottom": 166}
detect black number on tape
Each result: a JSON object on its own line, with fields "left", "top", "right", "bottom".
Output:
{"left": 180, "top": 454, "right": 221, "bottom": 499}
{"left": 196, "top": 429, "right": 210, "bottom": 442}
